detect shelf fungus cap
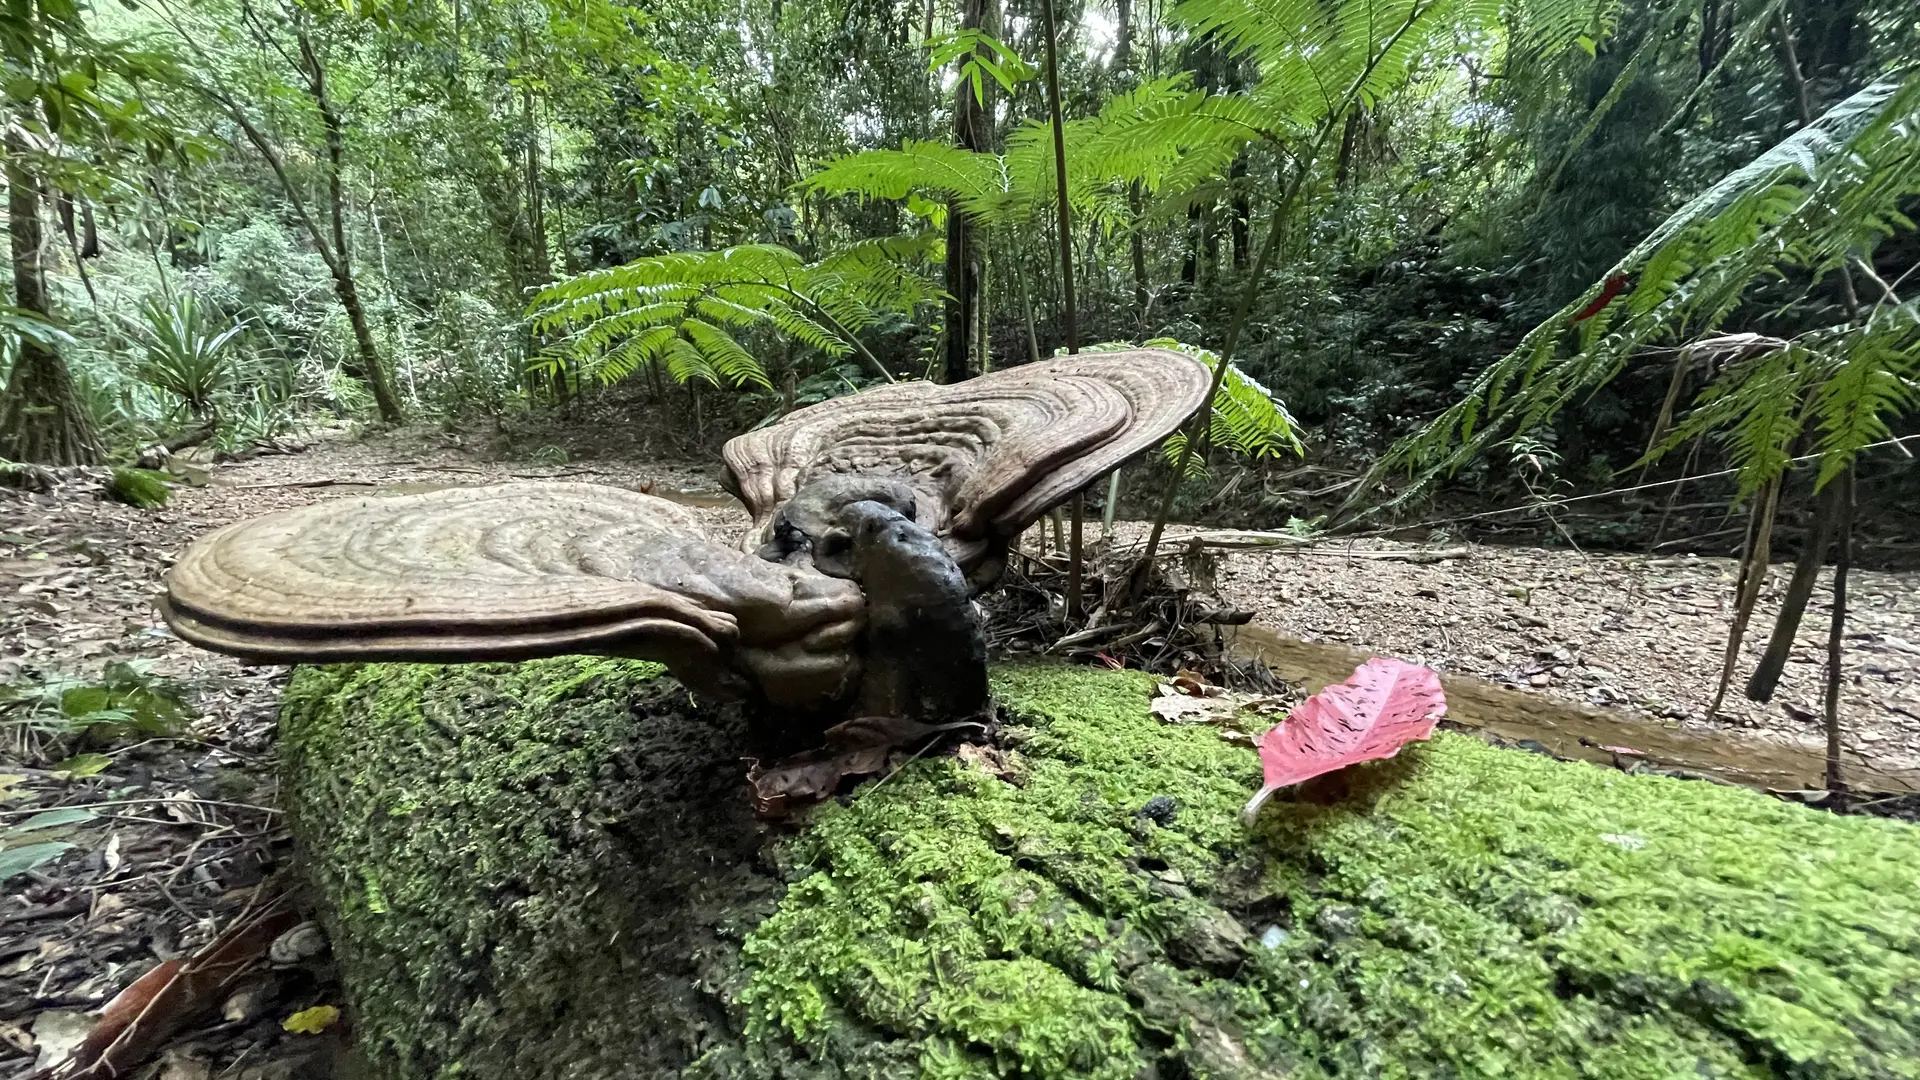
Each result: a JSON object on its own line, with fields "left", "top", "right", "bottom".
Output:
{"left": 722, "top": 348, "right": 1212, "bottom": 573}
{"left": 159, "top": 483, "right": 865, "bottom": 708}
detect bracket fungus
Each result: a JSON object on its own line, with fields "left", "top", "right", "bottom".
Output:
{"left": 160, "top": 349, "right": 1210, "bottom": 720}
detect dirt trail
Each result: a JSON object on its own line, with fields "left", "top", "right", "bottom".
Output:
{"left": 1175, "top": 531, "right": 1920, "bottom": 772}
{"left": 2, "top": 425, "right": 1917, "bottom": 1075}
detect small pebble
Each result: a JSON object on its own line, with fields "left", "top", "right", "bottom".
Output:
{"left": 1138, "top": 796, "right": 1178, "bottom": 826}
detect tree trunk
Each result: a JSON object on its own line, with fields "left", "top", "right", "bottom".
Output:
{"left": 522, "top": 86, "right": 551, "bottom": 288}
{"left": 0, "top": 131, "right": 103, "bottom": 465}
{"left": 1115, "top": 0, "right": 1149, "bottom": 331}
{"left": 942, "top": 0, "right": 991, "bottom": 383}
{"left": 283, "top": 660, "right": 1920, "bottom": 1080}
{"left": 299, "top": 26, "right": 402, "bottom": 423}
{"left": 1335, "top": 108, "right": 1362, "bottom": 189}
{"left": 1040, "top": 0, "right": 1077, "bottom": 355}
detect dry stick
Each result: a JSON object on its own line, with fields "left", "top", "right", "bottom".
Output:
{"left": 0, "top": 796, "right": 281, "bottom": 818}
{"left": 1102, "top": 470, "right": 1122, "bottom": 538}
{"left": 1639, "top": 348, "right": 1694, "bottom": 481}
{"left": 1745, "top": 476, "right": 1842, "bottom": 702}
{"left": 1824, "top": 467, "right": 1855, "bottom": 802}
{"left": 1706, "top": 473, "right": 1781, "bottom": 720}
{"left": 1649, "top": 438, "right": 1705, "bottom": 549}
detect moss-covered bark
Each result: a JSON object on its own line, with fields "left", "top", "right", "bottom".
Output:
{"left": 282, "top": 661, "right": 1920, "bottom": 1080}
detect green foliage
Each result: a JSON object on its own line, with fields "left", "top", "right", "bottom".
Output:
{"left": 129, "top": 292, "right": 249, "bottom": 420}
{"left": 1173, "top": 0, "right": 1623, "bottom": 132}
{"left": 1382, "top": 73, "right": 1920, "bottom": 502}
{"left": 1085, "top": 338, "right": 1302, "bottom": 473}
{"left": 0, "top": 307, "right": 79, "bottom": 354}
{"left": 529, "top": 240, "right": 937, "bottom": 388}
{"left": 927, "top": 29, "right": 1034, "bottom": 107}
{"left": 0, "top": 842, "right": 75, "bottom": 883}
{"left": 0, "top": 659, "right": 193, "bottom": 744}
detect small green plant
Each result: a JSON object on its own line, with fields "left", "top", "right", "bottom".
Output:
{"left": 129, "top": 293, "right": 251, "bottom": 421}
{"left": 106, "top": 466, "right": 172, "bottom": 508}
{"left": 0, "top": 660, "right": 194, "bottom": 764}
{"left": 925, "top": 28, "right": 1033, "bottom": 106}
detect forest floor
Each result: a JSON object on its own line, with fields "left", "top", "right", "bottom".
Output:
{"left": 2, "top": 420, "right": 1918, "bottom": 1077}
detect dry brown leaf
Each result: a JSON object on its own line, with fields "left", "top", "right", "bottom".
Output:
{"left": 1168, "top": 669, "right": 1224, "bottom": 697}
{"left": 954, "top": 742, "right": 1011, "bottom": 779}
{"left": 746, "top": 717, "right": 985, "bottom": 818}
{"left": 33, "top": 895, "right": 298, "bottom": 1080}
{"left": 1149, "top": 695, "right": 1218, "bottom": 723}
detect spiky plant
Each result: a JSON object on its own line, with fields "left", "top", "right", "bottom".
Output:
{"left": 130, "top": 293, "right": 250, "bottom": 422}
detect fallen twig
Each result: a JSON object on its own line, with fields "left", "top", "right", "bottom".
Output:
{"left": 0, "top": 797, "right": 280, "bottom": 818}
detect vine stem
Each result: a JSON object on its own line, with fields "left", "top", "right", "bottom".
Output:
{"left": 1137, "top": 149, "right": 1315, "bottom": 573}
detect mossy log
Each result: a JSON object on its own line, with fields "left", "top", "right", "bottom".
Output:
{"left": 280, "top": 660, "right": 1920, "bottom": 1079}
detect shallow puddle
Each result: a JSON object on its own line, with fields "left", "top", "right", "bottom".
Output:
{"left": 1227, "top": 624, "right": 1920, "bottom": 795}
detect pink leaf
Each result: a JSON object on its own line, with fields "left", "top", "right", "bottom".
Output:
{"left": 1242, "top": 658, "right": 1446, "bottom": 825}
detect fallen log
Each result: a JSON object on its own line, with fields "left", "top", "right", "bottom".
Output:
{"left": 282, "top": 659, "right": 1920, "bottom": 1079}
{"left": 1116, "top": 532, "right": 1474, "bottom": 562}
{"left": 134, "top": 422, "right": 217, "bottom": 470}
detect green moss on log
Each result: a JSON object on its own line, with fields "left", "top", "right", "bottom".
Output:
{"left": 280, "top": 658, "right": 788, "bottom": 1078}
{"left": 281, "top": 660, "right": 1920, "bottom": 1080}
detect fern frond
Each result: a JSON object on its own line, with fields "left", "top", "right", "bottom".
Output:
{"left": 1375, "top": 72, "right": 1920, "bottom": 504}
{"left": 682, "top": 318, "right": 772, "bottom": 389}
{"left": 802, "top": 141, "right": 1015, "bottom": 222}
{"left": 527, "top": 242, "right": 922, "bottom": 389}
{"left": 1136, "top": 337, "right": 1305, "bottom": 462}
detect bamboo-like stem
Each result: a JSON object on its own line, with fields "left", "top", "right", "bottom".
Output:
{"left": 1040, "top": 0, "right": 1087, "bottom": 614}
{"left": 1013, "top": 251, "right": 1041, "bottom": 363}
{"left": 1823, "top": 468, "right": 1854, "bottom": 802}
{"left": 1137, "top": 2, "right": 1431, "bottom": 576}
{"left": 1040, "top": 0, "right": 1078, "bottom": 356}
{"left": 1067, "top": 493, "right": 1084, "bottom": 619}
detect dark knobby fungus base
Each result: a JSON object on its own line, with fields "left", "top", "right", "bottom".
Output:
{"left": 282, "top": 661, "right": 1920, "bottom": 1080}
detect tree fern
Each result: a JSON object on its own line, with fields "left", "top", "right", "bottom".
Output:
{"left": 1376, "top": 72, "right": 1920, "bottom": 503}
{"left": 805, "top": 79, "right": 1272, "bottom": 235}
{"left": 528, "top": 241, "right": 936, "bottom": 389}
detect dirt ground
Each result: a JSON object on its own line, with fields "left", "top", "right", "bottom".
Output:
{"left": 2, "top": 422, "right": 1917, "bottom": 1077}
